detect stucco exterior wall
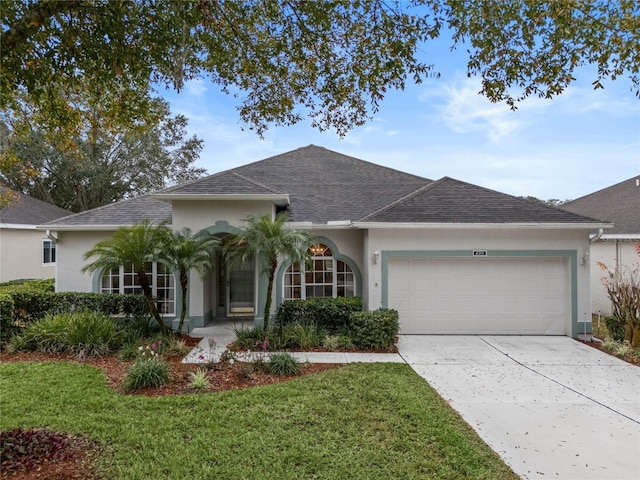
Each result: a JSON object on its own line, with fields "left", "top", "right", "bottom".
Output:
{"left": 171, "top": 200, "right": 274, "bottom": 232}
{"left": 589, "top": 240, "right": 640, "bottom": 316}
{"left": 55, "top": 230, "right": 114, "bottom": 292}
{"left": 365, "top": 227, "right": 593, "bottom": 335}
{"left": 0, "top": 227, "right": 56, "bottom": 282}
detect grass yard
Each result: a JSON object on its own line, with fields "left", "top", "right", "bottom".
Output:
{"left": 0, "top": 361, "right": 517, "bottom": 479}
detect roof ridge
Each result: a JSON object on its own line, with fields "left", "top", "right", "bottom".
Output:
{"left": 358, "top": 178, "right": 440, "bottom": 221}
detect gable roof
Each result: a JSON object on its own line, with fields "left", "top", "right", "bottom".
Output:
{"left": 360, "top": 177, "right": 602, "bottom": 224}
{"left": 40, "top": 193, "right": 171, "bottom": 229}
{"left": 158, "top": 145, "right": 431, "bottom": 223}
{"left": 40, "top": 145, "right": 606, "bottom": 229}
{"left": 562, "top": 177, "right": 640, "bottom": 235}
{"left": 0, "top": 188, "right": 72, "bottom": 225}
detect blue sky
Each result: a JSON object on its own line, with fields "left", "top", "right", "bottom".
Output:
{"left": 161, "top": 30, "right": 640, "bottom": 201}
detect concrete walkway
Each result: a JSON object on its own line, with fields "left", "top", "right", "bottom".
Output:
{"left": 399, "top": 335, "right": 640, "bottom": 480}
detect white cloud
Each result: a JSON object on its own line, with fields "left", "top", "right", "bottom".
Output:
{"left": 426, "top": 76, "right": 555, "bottom": 143}
{"left": 184, "top": 79, "right": 208, "bottom": 96}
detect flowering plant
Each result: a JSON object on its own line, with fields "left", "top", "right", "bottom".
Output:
{"left": 137, "top": 340, "right": 164, "bottom": 359}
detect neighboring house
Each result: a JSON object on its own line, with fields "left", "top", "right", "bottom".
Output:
{"left": 40, "top": 146, "right": 607, "bottom": 337}
{"left": 562, "top": 177, "right": 640, "bottom": 316}
{"left": 0, "top": 187, "right": 72, "bottom": 283}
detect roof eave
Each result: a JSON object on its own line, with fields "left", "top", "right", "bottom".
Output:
{"left": 35, "top": 223, "right": 172, "bottom": 231}
{"left": 152, "top": 193, "right": 290, "bottom": 206}
{"left": 350, "top": 222, "right": 613, "bottom": 230}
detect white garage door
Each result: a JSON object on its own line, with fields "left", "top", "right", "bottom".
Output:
{"left": 388, "top": 257, "right": 569, "bottom": 335}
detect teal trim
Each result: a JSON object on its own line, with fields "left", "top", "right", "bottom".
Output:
{"left": 199, "top": 220, "right": 242, "bottom": 236}
{"left": 275, "top": 235, "right": 363, "bottom": 307}
{"left": 381, "top": 250, "right": 581, "bottom": 337}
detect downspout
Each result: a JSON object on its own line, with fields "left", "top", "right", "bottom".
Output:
{"left": 46, "top": 229, "right": 58, "bottom": 243}
{"left": 590, "top": 228, "right": 603, "bottom": 244}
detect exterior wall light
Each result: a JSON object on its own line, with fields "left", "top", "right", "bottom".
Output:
{"left": 373, "top": 250, "right": 380, "bottom": 264}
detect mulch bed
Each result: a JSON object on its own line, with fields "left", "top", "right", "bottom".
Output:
{"left": 577, "top": 339, "right": 640, "bottom": 366}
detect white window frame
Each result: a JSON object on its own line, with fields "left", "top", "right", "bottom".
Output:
{"left": 283, "top": 244, "right": 356, "bottom": 300}
{"left": 100, "top": 262, "right": 175, "bottom": 315}
{"left": 42, "top": 239, "right": 56, "bottom": 265}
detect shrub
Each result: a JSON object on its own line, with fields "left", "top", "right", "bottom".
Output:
{"left": 234, "top": 325, "right": 268, "bottom": 349}
{"left": 605, "top": 316, "right": 626, "bottom": 342}
{"left": 0, "top": 287, "right": 150, "bottom": 329}
{"left": 322, "top": 334, "right": 354, "bottom": 351}
{"left": 598, "top": 254, "right": 640, "bottom": 347}
{"left": 0, "top": 293, "right": 15, "bottom": 339}
{"left": 0, "top": 428, "right": 71, "bottom": 472}
{"left": 276, "top": 297, "right": 363, "bottom": 332}
{"left": 268, "top": 352, "right": 301, "bottom": 376}
{"left": 188, "top": 368, "right": 210, "bottom": 390}
{"left": 122, "top": 357, "right": 170, "bottom": 391}
{"left": 0, "top": 278, "right": 54, "bottom": 291}
{"left": 278, "top": 322, "right": 326, "bottom": 350}
{"left": 9, "top": 311, "right": 121, "bottom": 359}
{"left": 348, "top": 309, "right": 399, "bottom": 351}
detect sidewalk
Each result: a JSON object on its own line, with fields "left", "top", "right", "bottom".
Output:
{"left": 182, "top": 320, "right": 404, "bottom": 364}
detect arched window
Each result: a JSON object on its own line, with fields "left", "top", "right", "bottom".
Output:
{"left": 284, "top": 244, "right": 355, "bottom": 300}
{"left": 100, "top": 262, "right": 175, "bottom": 315}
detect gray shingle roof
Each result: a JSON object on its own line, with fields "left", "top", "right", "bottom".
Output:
{"left": 562, "top": 177, "right": 640, "bottom": 235}
{"left": 361, "top": 177, "right": 602, "bottom": 224}
{"left": 223, "top": 145, "right": 431, "bottom": 222}
{"left": 39, "top": 145, "right": 605, "bottom": 228}
{"left": 0, "top": 188, "right": 72, "bottom": 225}
{"left": 41, "top": 194, "right": 171, "bottom": 228}
{"left": 158, "top": 171, "right": 285, "bottom": 195}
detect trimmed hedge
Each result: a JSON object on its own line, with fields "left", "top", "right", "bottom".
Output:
{"left": 0, "top": 286, "right": 149, "bottom": 331}
{"left": 347, "top": 309, "right": 399, "bottom": 351}
{"left": 0, "top": 293, "right": 15, "bottom": 337}
{"left": 276, "top": 297, "right": 363, "bottom": 332}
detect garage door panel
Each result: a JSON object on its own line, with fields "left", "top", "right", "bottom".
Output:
{"left": 388, "top": 257, "right": 568, "bottom": 335}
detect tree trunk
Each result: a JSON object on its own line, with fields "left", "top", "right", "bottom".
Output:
{"left": 177, "top": 271, "right": 188, "bottom": 334}
{"left": 139, "top": 273, "right": 167, "bottom": 334}
{"left": 263, "top": 268, "right": 276, "bottom": 331}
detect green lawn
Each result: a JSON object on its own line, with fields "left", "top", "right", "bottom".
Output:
{"left": 0, "top": 362, "right": 517, "bottom": 479}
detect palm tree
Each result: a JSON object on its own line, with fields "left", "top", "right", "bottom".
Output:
{"left": 82, "top": 219, "right": 168, "bottom": 334}
{"left": 225, "top": 213, "right": 313, "bottom": 330}
{"left": 157, "top": 227, "right": 219, "bottom": 333}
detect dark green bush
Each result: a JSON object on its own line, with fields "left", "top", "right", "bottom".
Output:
{"left": 348, "top": 309, "right": 399, "bottom": 351}
{"left": 605, "top": 316, "right": 626, "bottom": 342}
{"left": 0, "top": 293, "right": 15, "bottom": 338}
{"left": 276, "top": 297, "right": 363, "bottom": 332}
{"left": 0, "top": 288, "right": 149, "bottom": 328}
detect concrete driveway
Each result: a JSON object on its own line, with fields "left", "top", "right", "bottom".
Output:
{"left": 397, "top": 335, "right": 640, "bottom": 480}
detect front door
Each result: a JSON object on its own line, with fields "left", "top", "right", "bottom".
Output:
{"left": 227, "top": 258, "right": 255, "bottom": 317}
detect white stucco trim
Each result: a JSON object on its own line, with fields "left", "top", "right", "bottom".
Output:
{"left": 598, "top": 234, "right": 640, "bottom": 240}
{"left": 0, "top": 223, "right": 38, "bottom": 230}
{"left": 152, "top": 193, "right": 290, "bottom": 206}
{"left": 351, "top": 222, "right": 611, "bottom": 230}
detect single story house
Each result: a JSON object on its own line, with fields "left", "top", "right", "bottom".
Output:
{"left": 0, "top": 187, "right": 72, "bottom": 283}
{"left": 562, "top": 177, "right": 640, "bottom": 316}
{"left": 40, "top": 146, "right": 608, "bottom": 337}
